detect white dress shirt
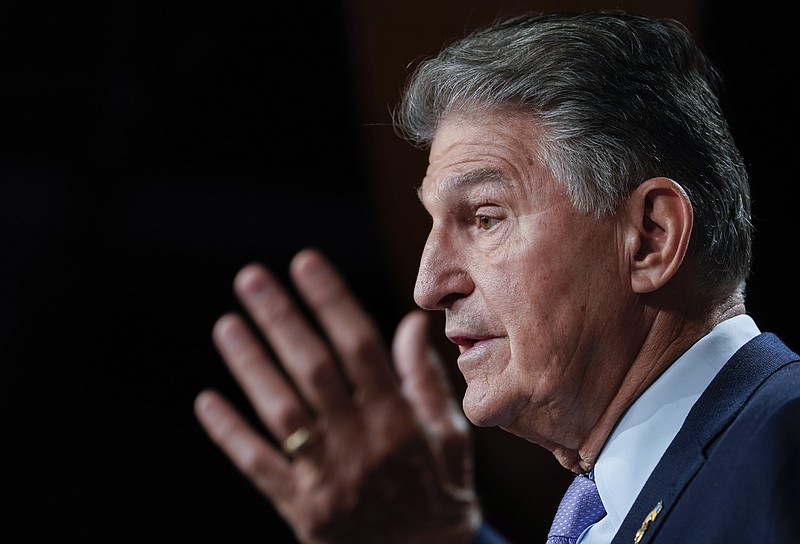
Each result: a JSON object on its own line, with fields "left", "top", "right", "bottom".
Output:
{"left": 578, "top": 314, "right": 760, "bottom": 543}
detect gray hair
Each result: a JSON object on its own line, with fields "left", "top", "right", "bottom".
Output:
{"left": 395, "top": 11, "right": 752, "bottom": 294}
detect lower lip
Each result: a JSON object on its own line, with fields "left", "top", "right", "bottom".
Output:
{"left": 457, "top": 338, "right": 499, "bottom": 368}
{"left": 472, "top": 338, "right": 494, "bottom": 348}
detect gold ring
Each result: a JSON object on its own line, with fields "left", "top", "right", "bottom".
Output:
{"left": 281, "top": 426, "right": 314, "bottom": 456}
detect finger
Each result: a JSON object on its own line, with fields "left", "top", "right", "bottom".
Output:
{"left": 213, "top": 313, "right": 315, "bottom": 440}
{"left": 194, "top": 389, "right": 293, "bottom": 500}
{"left": 233, "top": 263, "right": 352, "bottom": 414}
{"left": 392, "top": 311, "right": 466, "bottom": 436}
{"left": 290, "top": 249, "right": 397, "bottom": 396}
{"left": 393, "top": 311, "right": 472, "bottom": 486}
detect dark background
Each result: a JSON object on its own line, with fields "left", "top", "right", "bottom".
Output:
{"left": 2, "top": 1, "right": 796, "bottom": 542}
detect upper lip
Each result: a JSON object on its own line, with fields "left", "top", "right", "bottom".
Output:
{"left": 446, "top": 332, "right": 497, "bottom": 348}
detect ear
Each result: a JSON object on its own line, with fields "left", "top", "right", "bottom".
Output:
{"left": 622, "top": 177, "right": 693, "bottom": 293}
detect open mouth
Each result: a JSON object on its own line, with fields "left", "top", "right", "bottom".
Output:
{"left": 448, "top": 335, "right": 494, "bottom": 352}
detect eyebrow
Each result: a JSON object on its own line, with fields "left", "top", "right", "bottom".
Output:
{"left": 416, "top": 167, "right": 512, "bottom": 202}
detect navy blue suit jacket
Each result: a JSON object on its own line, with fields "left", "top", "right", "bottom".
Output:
{"left": 476, "top": 332, "right": 800, "bottom": 543}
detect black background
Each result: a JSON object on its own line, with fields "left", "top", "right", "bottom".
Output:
{"left": 2, "top": 1, "right": 796, "bottom": 542}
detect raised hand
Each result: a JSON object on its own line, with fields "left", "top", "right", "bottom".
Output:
{"left": 194, "top": 249, "right": 480, "bottom": 543}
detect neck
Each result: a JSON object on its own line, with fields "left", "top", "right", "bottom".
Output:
{"left": 555, "top": 291, "right": 745, "bottom": 473}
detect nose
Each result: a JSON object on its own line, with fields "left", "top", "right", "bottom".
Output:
{"left": 413, "top": 227, "right": 473, "bottom": 310}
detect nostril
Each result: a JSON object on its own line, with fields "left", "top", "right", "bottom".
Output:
{"left": 438, "top": 292, "right": 463, "bottom": 309}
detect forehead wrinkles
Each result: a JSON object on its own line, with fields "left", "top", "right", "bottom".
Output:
{"left": 417, "top": 167, "right": 513, "bottom": 204}
{"left": 430, "top": 119, "right": 534, "bottom": 171}
{"left": 422, "top": 108, "right": 544, "bottom": 196}
{"left": 419, "top": 113, "right": 548, "bottom": 205}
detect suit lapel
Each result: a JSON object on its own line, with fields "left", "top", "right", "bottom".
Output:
{"left": 611, "top": 333, "right": 798, "bottom": 544}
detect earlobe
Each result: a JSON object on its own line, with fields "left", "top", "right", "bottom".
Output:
{"left": 626, "top": 177, "right": 693, "bottom": 293}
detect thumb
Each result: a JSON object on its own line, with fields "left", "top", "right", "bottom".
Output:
{"left": 392, "top": 310, "right": 466, "bottom": 436}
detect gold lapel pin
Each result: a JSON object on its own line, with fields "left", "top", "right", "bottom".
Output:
{"left": 634, "top": 501, "right": 663, "bottom": 543}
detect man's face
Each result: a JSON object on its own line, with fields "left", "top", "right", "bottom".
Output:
{"left": 414, "top": 111, "right": 641, "bottom": 451}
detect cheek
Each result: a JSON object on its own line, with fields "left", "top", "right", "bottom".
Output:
{"left": 484, "top": 256, "right": 592, "bottom": 378}
{"left": 479, "top": 237, "right": 562, "bottom": 324}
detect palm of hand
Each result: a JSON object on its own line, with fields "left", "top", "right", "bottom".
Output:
{"left": 195, "top": 250, "right": 479, "bottom": 543}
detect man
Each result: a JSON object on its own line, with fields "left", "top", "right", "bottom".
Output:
{"left": 194, "top": 11, "right": 800, "bottom": 543}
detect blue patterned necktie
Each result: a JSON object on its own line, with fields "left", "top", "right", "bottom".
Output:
{"left": 546, "top": 473, "right": 606, "bottom": 544}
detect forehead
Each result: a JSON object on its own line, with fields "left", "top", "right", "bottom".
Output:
{"left": 420, "top": 110, "right": 556, "bottom": 203}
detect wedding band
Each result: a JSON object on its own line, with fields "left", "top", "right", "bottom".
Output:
{"left": 281, "top": 425, "right": 314, "bottom": 456}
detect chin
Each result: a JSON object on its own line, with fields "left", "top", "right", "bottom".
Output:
{"left": 461, "top": 386, "right": 509, "bottom": 428}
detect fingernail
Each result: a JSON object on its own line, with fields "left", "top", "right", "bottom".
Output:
{"left": 238, "top": 266, "right": 270, "bottom": 295}
{"left": 295, "top": 251, "right": 326, "bottom": 279}
{"left": 196, "top": 391, "right": 221, "bottom": 421}
{"left": 214, "top": 314, "right": 245, "bottom": 344}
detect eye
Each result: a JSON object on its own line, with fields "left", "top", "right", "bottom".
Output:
{"left": 475, "top": 215, "right": 500, "bottom": 231}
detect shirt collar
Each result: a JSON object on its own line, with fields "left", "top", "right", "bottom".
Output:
{"left": 580, "top": 314, "right": 760, "bottom": 543}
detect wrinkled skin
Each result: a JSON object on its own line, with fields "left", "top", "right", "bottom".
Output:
{"left": 414, "top": 112, "right": 645, "bottom": 471}
{"left": 195, "top": 249, "right": 480, "bottom": 543}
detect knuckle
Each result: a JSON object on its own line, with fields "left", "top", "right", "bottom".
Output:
{"left": 309, "top": 273, "right": 343, "bottom": 308}
{"left": 339, "top": 332, "right": 382, "bottom": 363}
{"left": 227, "top": 343, "right": 263, "bottom": 373}
{"left": 207, "top": 411, "right": 235, "bottom": 442}
{"left": 308, "top": 277, "right": 350, "bottom": 312}
{"left": 237, "top": 443, "right": 270, "bottom": 478}
{"left": 299, "top": 351, "right": 338, "bottom": 389}
{"left": 271, "top": 404, "right": 304, "bottom": 434}
{"left": 257, "top": 293, "right": 293, "bottom": 325}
